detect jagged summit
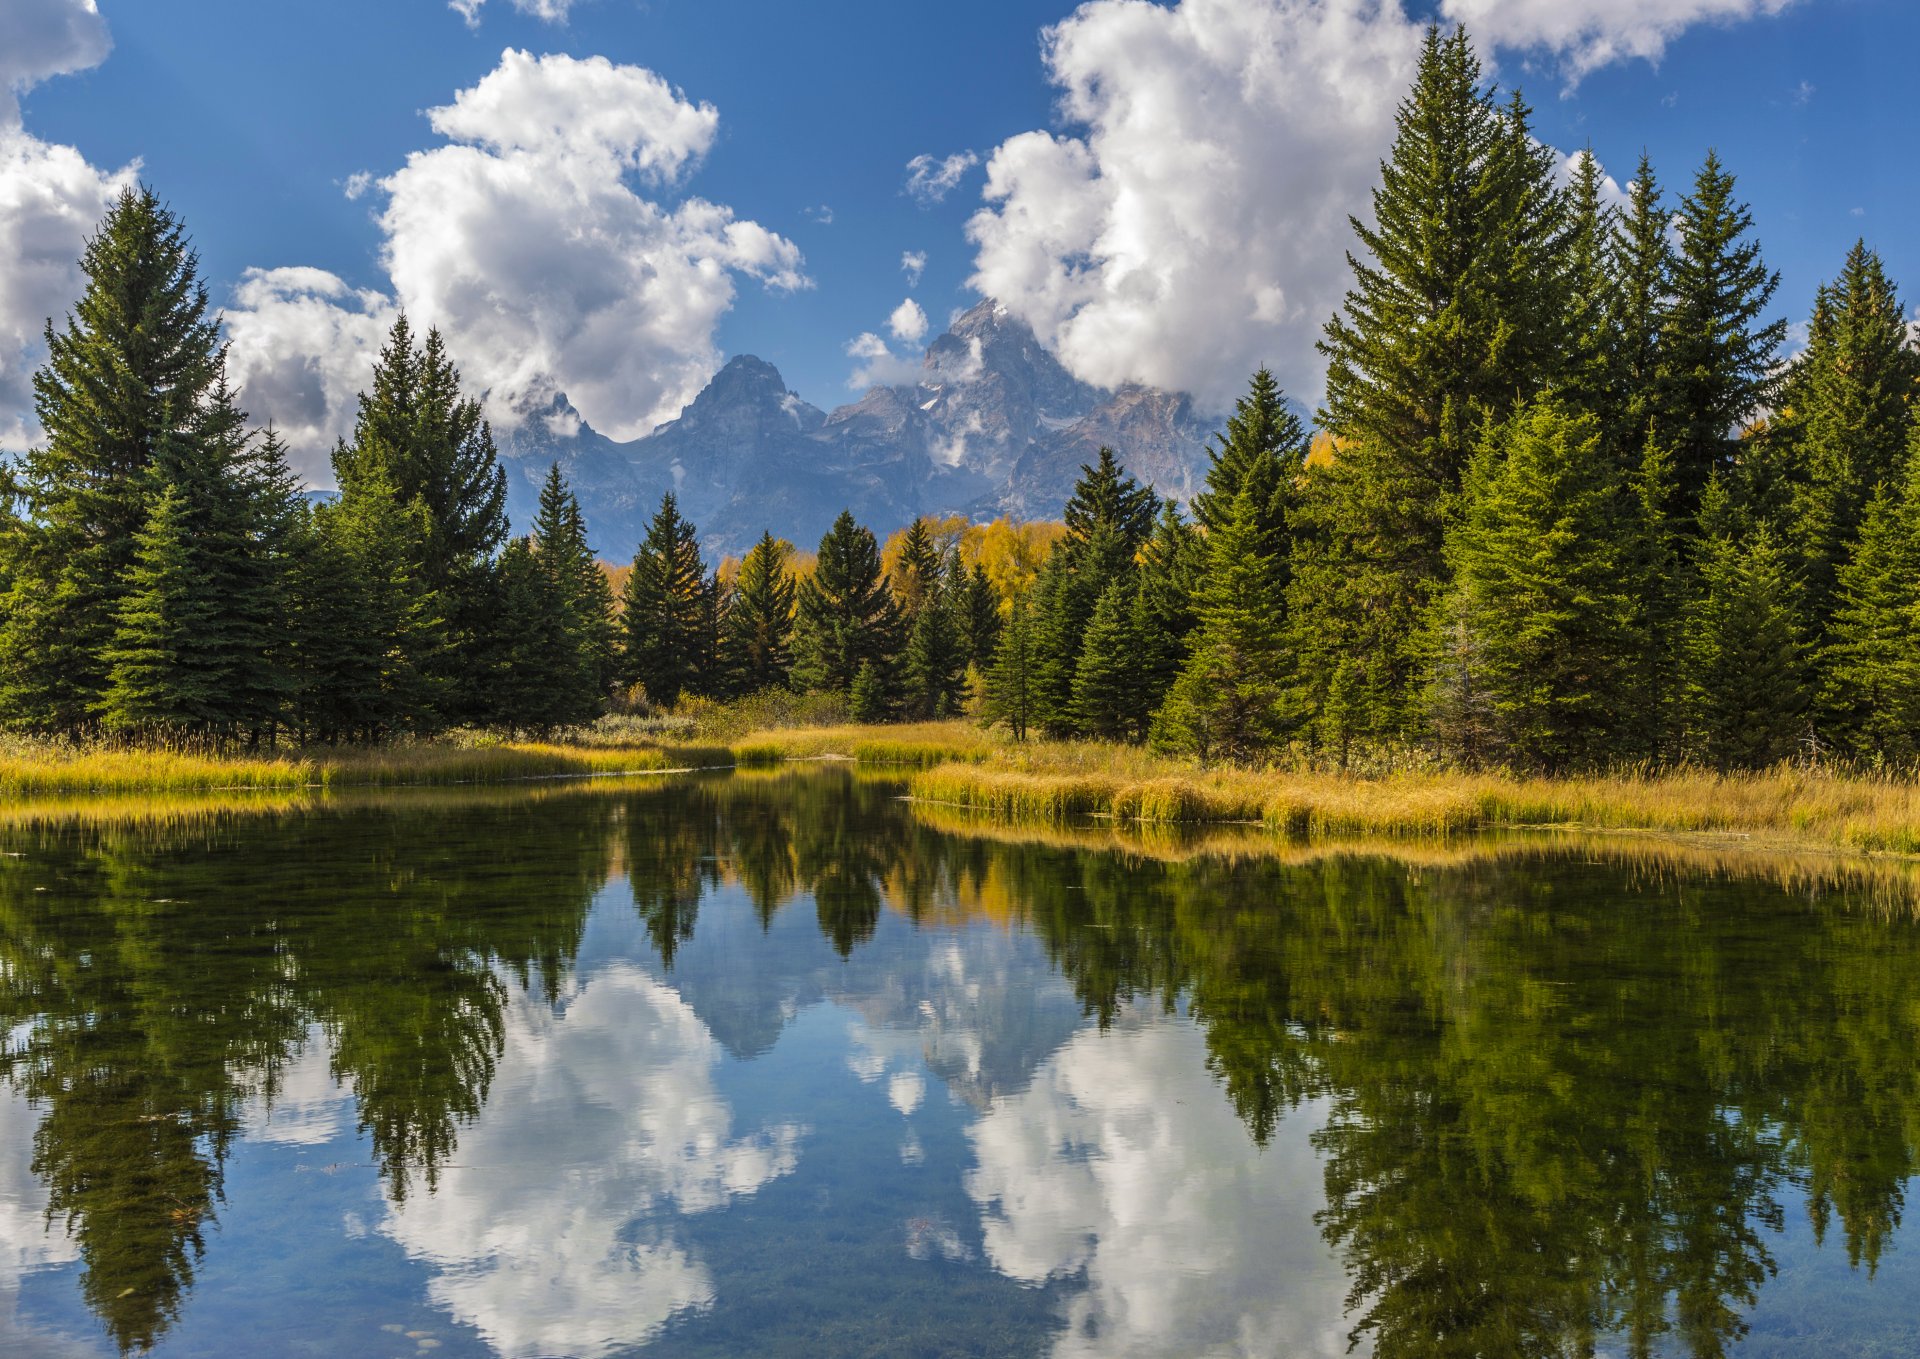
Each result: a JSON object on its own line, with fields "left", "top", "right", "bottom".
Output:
{"left": 499, "top": 300, "right": 1220, "bottom": 560}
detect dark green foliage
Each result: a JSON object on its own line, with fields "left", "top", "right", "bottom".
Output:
{"left": 1304, "top": 27, "right": 1569, "bottom": 743}
{"left": 792, "top": 510, "right": 903, "bottom": 698}
{"left": 1135, "top": 503, "right": 1206, "bottom": 716}
{"left": 621, "top": 492, "right": 709, "bottom": 707}
{"left": 1071, "top": 580, "right": 1149, "bottom": 742}
{"left": 292, "top": 473, "right": 445, "bottom": 741}
{"left": 331, "top": 316, "right": 509, "bottom": 722}
{"left": 97, "top": 487, "right": 223, "bottom": 734}
{"left": 1607, "top": 153, "right": 1676, "bottom": 456}
{"left": 1153, "top": 488, "right": 1294, "bottom": 763}
{"left": 1768, "top": 243, "right": 1920, "bottom": 625}
{"left": 902, "top": 557, "right": 967, "bottom": 719}
{"left": 849, "top": 660, "right": 889, "bottom": 724}
{"left": 1192, "top": 368, "right": 1306, "bottom": 556}
{"left": 1817, "top": 459, "right": 1920, "bottom": 764}
{"left": 1431, "top": 400, "right": 1642, "bottom": 771}
{"left": 0, "top": 187, "right": 221, "bottom": 729}
{"left": 958, "top": 562, "right": 1002, "bottom": 671}
{"left": 1683, "top": 518, "right": 1808, "bottom": 770}
{"left": 984, "top": 594, "right": 1037, "bottom": 742}
{"left": 723, "top": 532, "right": 797, "bottom": 694}
{"left": 1031, "top": 450, "right": 1158, "bottom": 737}
{"left": 1661, "top": 152, "right": 1786, "bottom": 518}
{"left": 893, "top": 517, "right": 943, "bottom": 618}
{"left": 494, "top": 464, "right": 612, "bottom": 731}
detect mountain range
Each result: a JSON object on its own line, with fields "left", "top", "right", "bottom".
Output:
{"left": 493, "top": 299, "right": 1225, "bottom": 561}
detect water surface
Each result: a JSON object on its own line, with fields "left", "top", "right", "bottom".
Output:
{"left": 2, "top": 770, "right": 1918, "bottom": 1357}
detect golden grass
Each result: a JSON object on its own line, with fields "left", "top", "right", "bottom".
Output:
{"left": 0, "top": 735, "right": 735, "bottom": 797}
{"left": 898, "top": 729, "right": 1920, "bottom": 858}
{"left": 727, "top": 722, "right": 1002, "bottom": 769}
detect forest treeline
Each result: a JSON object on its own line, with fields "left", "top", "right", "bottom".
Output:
{"left": 4, "top": 25, "right": 1918, "bottom": 772}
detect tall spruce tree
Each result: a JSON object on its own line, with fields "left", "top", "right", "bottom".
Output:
{"left": 791, "top": 511, "right": 903, "bottom": 698}
{"left": 1032, "top": 449, "right": 1158, "bottom": 736}
{"left": 96, "top": 486, "right": 223, "bottom": 735}
{"left": 621, "top": 493, "right": 709, "bottom": 707}
{"left": 524, "top": 464, "right": 614, "bottom": 726}
{"left": 958, "top": 562, "right": 1002, "bottom": 671}
{"left": 1769, "top": 243, "right": 1920, "bottom": 627}
{"left": 1153, "top": 488, "right": 1294, "bottom": 763}
{"left": 0, "top": 187, "right": 221, "bottom": 730}
{"left": 1192, "top": 369, "right": 1307, "bottom": 555}
{"left": 1071, "top": 581, "right": 1149, "bottom": 742}
{"left": 493, "top": 536, "right": 574, "bottom": 733}
{"left": 722, "top": 533, "right": 797, "bottom": 694}
{"left": 1135, "top": 502, "right": 1207, "bottom": 719}
{"left": 1607, "top": 153, "right": 1676, "bottom": 457}
{"left": 1817, "top": 457, "right": 1920, "bottom": 764}
{"left": 1432, "top": 399, "right": 1642, "bottom": 771}
{"left": 1302, "top": 26, "right": 1568, "bottom": 741}
{"left": 985, "top": 594, "right": 1037, "bottom": 742}
{"left": 902, "top": 559, "right": 967, "bottom": 720}
{"left": 331, "top": 317, "right": 509, "bottom": 721}
{"left": 1682, "top": 517, "right": 1808, "bottom": 770}
{"left": 1661, "top": 152, "right": 1787, "bottom": 519}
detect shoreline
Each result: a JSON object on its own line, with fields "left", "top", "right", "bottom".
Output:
{"left": 5, "top": 720, "right": 1919, "bottom": 863}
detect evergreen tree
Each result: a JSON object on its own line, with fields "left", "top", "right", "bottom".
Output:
{"left": 292, "top": 474, "right": 444, "bottom": 741}
{"left": 791, "top": 511, "right": 903, "bottom": 697}
{"left": 1192, "top": 369, "right": 1307, "bottom": 556}
{"left": 1303, "top": 26, "right": 1568, "bottom": 741}
{"left": 849, "top": 660, "right": 889, "bottom": 724}
{"left": 1562, "top": 149, "right": 1620, "bottom": 421}
{"left": 1135, "top": 502, "right": 1207, "bottom": 717}
{"left": 958, "top": 562, "right": 1002, "bottom": 671}
{"left": 1607, "top": 153, "right": 1676, "bottom": 456}
{"left": 902, "top": 559, "right": 967, "bottom": 719}
{"left": 0, "top": 187, "right": 221, "bottom": 730}
{"left": 1153, "top": 489, "right": 1294, "bottom": 763}
{"left": 722, "top": 533, "right": 797, "bottom": 693}
{"left": 984, "top": 594, "right": 1038, "bottom": 742}
{"left": 524, "top": 464, "right": 613, "bottom": 726}
{"left": 1432, "top": 399, "right": 1642, "bottom": 771}
{"left": 892, "top": 517, "right": 944, "bottom": 619}
{"left": 331, "top": 317, "right": 509, "bottom": 720}
{"left": 1770, "top": 243, "right": 1920, "bottom": 626}
{"left": 621, "top": 493, "right": 708, "bottom": 707}
{"left": 1661, "top": 152, "right": 1787, "bottom": 519}
{"left": 96, "top": 486, "right": 224, "bottom": 734}
{"left": 493, "top": 536, "right": 574, "bottom": 732}
{"left": 1071, "top": 580, "right": 1149, "bottom": 742}
{"left": 1818, "top": 459, "right": 1920, "bottom": 764}
{"left": 1031, "top": 450, "right": 1158, "bottom": 736}
{"left": 1683, "top": 521, "right": 1808, "bottom": 770}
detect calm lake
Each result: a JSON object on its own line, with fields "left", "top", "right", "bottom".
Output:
{"left": 3, "top": 769, "right": 1919, "bottom": 1358}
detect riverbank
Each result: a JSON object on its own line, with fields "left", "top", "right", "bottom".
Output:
{"left": 736, "top": 722, "right": 1920, "bottom": 857}
{"left": 6, "top": 721, "right": 1918, "bottom": 859}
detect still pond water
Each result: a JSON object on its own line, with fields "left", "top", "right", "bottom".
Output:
{"left": 3, "top": 769, "right": 1920, "bottom": 1358}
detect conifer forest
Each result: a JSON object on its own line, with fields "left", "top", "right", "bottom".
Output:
{"left": 5, "top": 26, "right": 1918, "bottom": 779}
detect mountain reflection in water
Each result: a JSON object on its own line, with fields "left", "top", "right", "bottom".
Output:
{"left": 1, "top": 769, "right": 1918, "bottom": 1357}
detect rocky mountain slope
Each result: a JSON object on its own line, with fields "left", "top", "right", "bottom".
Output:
{"left": 497, "top": 300, "right": 1223, "bottom": 561}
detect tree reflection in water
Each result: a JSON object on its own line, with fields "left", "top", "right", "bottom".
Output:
{"left": 0, "top": 770, "right": 1916, "bottom": 1356}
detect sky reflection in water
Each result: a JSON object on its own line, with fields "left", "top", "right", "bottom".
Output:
{"left": 1, "top": 770, "right": 1918, "bottom": 1357}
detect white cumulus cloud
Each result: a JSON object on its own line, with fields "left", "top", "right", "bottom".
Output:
{"left": 225, "top": 48, "right": 808, "bottom": 471}
{"left": 965, "top": 1014, "right": 1351, "bottom": 1358}
{"left": 966, "top": 0, "right": 1798, "bottom": 413}
{"left": 905, "top": 150, "right": 979, "bottom": 205}
{"left": 0, "top": 0, "right": 110, "bottom": 125}
{"left": 888, "top": 297, "right": 928, "bottom": 345}
{"left": 0, "top": 0, "right": 133, "bottom": 452}
{"left": 381, "top": 964, "right": 803, "bottom": 1359}
{"left": 221, "top": 267, "right": 399, "bottom": 484}
{"left": 1440, "top": 0, "right": 1799, "bottom": 82}
{"left": 901, "top": 250, "right": 927, "bottom": 286}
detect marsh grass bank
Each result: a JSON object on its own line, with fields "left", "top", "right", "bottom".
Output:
{"left": 7, "top": 719, "right": 1920, "bottom": 861}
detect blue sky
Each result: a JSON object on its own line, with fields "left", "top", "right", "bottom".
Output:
{"left": 3, "top": 0, "right": 1916, "bottom": 478}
